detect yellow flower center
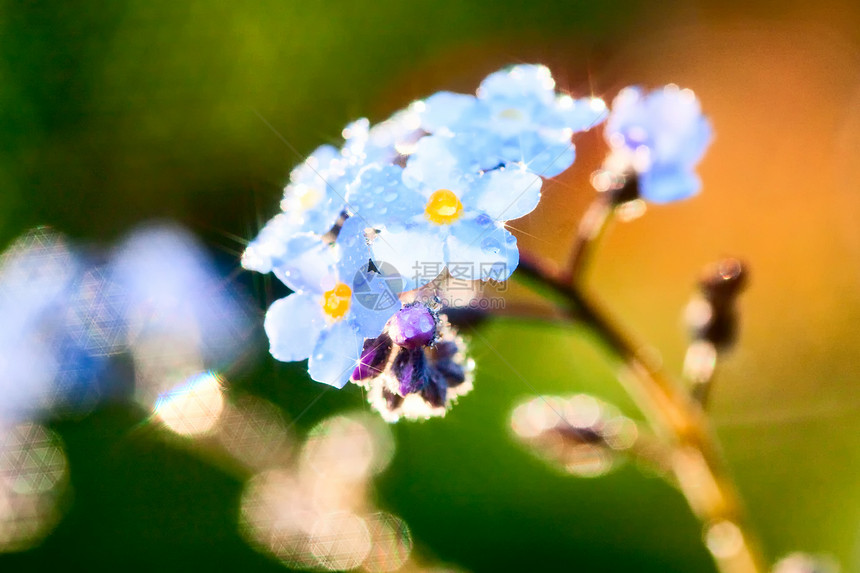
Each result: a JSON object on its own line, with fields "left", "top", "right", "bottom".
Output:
{"left": 424, "top": 189, "right": 463, "bottom": 225}
{"left": 498, "top": 107, "right": 524, "bottom": 121}
{"left": 296, "top": 185, "right": 324, "bottom": 210}
{"left": 282, "top": 184, "right": 324, "bottom": 214}
{"left": 321, "top": 282, "right": 352, "bottom": 320}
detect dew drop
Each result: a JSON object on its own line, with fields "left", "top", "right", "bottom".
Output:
{"left": 475, "top": 214, "right": 492, "bottom": 227}
{"left": 505, "top": 233, "right": 516, "bottom": 244}
{"left": 481, "top": 238, "right": 501, "bottom": 255}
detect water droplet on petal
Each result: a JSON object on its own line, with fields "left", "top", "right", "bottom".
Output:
{"left": 481, "top": 238, "right": 501, "bottom": 255}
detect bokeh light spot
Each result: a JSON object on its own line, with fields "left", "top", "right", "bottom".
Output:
{"left": 154, "top": 372, "right": 225, "bottom": 436}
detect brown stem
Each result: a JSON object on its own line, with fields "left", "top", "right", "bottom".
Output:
{"left": 514, "top": 252, "right": 766, "bottom": 573}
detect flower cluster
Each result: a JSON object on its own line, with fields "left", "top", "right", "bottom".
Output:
{"left": 244, "top": 64, "right": 712, "bottom": 420}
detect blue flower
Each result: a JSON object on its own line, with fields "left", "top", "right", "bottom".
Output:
{"left": 244, "top": 114, "right": 424, "bottom": 274}
{"left": 603, "top": 85, "right": 713, "bottom": 203}
{"left": 341, "top": 109, "right": 424, "bottom": 167}
{"left": 417, "top": 64, "right": 607, "bottom": 177}
{"left": 347, "top": 135, "right": 542, "bottom": 289}
{"left": 242, "top": 146, "right": 347, "bottom": 275}
{"left": 263, "top": 217, "right": 403, "bottom": 388}
{"left": 279, "top": 144, "right": 350, "bottom": 234}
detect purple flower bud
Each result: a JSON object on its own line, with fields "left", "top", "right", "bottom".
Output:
{"left": 392, "top": 347, "right": 429, "bottom": 395}
{"left": 352, "top": 333, "right": 393, "bottom": 381}
{"left": 421, "top": 371, "right": 448, "bottom": 408}
{"left": 432, "top": 360, "right": 466, "bottom": 387}
{"left": 432, "top": 340, "right": 459, "bottom": 360}
{"left": 389, "top": 304, "right": 437, "bottom": 349}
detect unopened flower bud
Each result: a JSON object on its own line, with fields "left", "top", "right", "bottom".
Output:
{"left": 389, "top": 303, "right": 438, "bottom": 349}
{"left": 350, "top": 305, "right": 473, "bottom": 422}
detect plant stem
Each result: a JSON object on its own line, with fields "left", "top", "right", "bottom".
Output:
{"left": 514, "top": 252, "right": 766, "bottom": 573}
{"left": 561, "top": 194, "right": 614, "bottom": 285}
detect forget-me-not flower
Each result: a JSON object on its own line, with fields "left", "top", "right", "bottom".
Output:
{"left": 417, "top": 64, "right": 608, "bottom": 177}
{"left": 603, "top": 85, "right": 713, "bottom": 203}
{"left": 341, "top": 108, "right": 424, "bottom": 167}
{"left": 242, "top": 145, "right": 347, "bottom": 275}
{"left": 244, "top": 112, "right": 425, "bottom": 274}
{"left": 348, "top": 134, "right": 542, "bottom": 289}
{"left": 264, "top": 217, "right": 403, "bottom": 388}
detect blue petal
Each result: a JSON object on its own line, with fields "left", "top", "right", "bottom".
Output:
{"left": 271, "top": 234, "right": 337, "bottom": 293}
{"left": 640, "top": 168, "right": 701, "bottom": 203}
{"left": 478, "top": 64, "right": 556, "bottom": 106}
{"left": 370, "top": 225, "right": 446, "bottom": 290}
{"left": 364, "top": 108, "right": 423, "bottom": 163}
{"left": 264, "top": 292, "right": 326, "bottom": 362}
{"left": 335, "top": 215, "right": 373, "bottom": 280}
{"left": 402, "top": 135, "right": 473, "bottom": 193}
{"left": 308, "top": 320, "right": 364, "bottom": 388}
{"left": 346, "top": 164, "right": 424, "bottom": 227}
{"left": 515, "top": 131, "right": 575, "bottom": 177}
{"left": 337, "top": 218, "right": 404, "bottom": 337}
{"left": 281, "top": 144, "right": 348, "bottom": 235}
{"left": 607, "top": 85, "right": 712, "bottom": 173}
{"left": 464, "top": 165, "right": 542, "bottom": 222}
{"left": 419, "top": 91, "right": 477, "bottom": 133}
{"left": 242, "top": 214, "right": 297, "bottom": 274}
{"left": 545, "top": 95, "right": 608, "bottom": 132}
{"left": 348, "top": 265, "right": 402, "bottom": 338}
{"left": 446, "top": 217, "right": 518, "bottom": 282}
{"left": 605, "top": 86, "right": 646, "bottom": 145}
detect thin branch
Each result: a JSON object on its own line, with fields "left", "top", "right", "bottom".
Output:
{"left": 514, "top": 251, "right": 767, "bottom": 573}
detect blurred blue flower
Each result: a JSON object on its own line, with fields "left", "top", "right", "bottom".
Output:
{"left": 110, "top": 224, "right": 256, "bottom": 368}
{"left": 0, "top": 229, "right": 92, "bottom": 421}
{"left": 348, "top": 135, "right": 542, "bottom": 288}
{"left": 417, "top": 64, "right": 607, "bottom": 177}
{"left": 264, "top": 217, "right": 402, "bottom": 388}
{"left": 604, "top": 85, "right": 713, "bottom": 203}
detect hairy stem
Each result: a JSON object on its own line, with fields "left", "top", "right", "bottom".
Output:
{"left": 514, "top": 252, "right": 766, "bottom": 573}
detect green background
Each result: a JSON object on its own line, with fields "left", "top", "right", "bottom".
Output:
{"left": 2, "top": 1, "right": 859, "bottom": 571}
